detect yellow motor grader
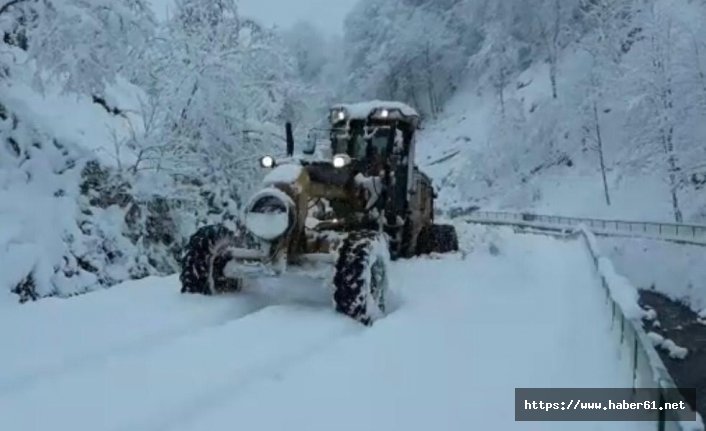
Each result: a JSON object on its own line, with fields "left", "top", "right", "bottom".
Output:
{"left": 179, "top": 101, "right": 458, "bottom": 325}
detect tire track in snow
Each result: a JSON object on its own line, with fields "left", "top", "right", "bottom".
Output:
{"left": 0, "top": 290, "right": 271, "bottom": 395}
{"left": 119, "top": 307, "right": 366, "bottom": 431}
{"left": 0, "top": 304, "right": 364, "bottom": 431}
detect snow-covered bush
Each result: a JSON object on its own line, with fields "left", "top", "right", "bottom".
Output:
{"left": 0, "top": 95, "right": 250, "bottom": 304}
{"left": 0, "top": 100, "right": 98, "bottom": 303}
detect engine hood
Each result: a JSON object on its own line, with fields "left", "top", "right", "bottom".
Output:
{"left": 303, "top": 161, "right": 360, "bottom": 188}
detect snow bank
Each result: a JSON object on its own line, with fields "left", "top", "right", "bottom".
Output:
{"left": 0, "top": 94, "right": 100, "bottom": 307}
{"left": 1, "top": 76, "right": 144, "bottom": 169}
{"left": 0, "top": 78, "right": 237, "bottom": 305}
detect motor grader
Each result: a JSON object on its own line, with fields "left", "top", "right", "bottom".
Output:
{"left": 179, "top": 101, "right": 459, "bottom": 325}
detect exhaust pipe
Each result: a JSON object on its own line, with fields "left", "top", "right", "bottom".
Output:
{"left": 285, "top": 122, "right": 294, "bottom": 157}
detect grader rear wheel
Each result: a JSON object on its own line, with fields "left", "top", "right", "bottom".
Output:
{"left": 416, "top": 224, "right": 459, "bottom": 255}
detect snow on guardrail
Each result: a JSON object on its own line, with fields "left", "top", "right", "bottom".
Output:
{"left": 454, "top": 211, "right": 704, "bottom": 429}
{"left": 453, "top": 210, "right": 706, "bottom": 245}
{"left": 579, "top": 226, "right": 702, "bottom": 431}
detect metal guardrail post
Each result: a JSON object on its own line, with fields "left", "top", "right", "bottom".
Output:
{"left": 658, "top": 391, "right": 666, "bottom": 431}
{"left": 632, "top": 337, "right": 639, "bottom": 388}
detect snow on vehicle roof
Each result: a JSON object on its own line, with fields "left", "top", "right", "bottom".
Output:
{"left": 332, "top": 100, "right": 419, "bottom": 119}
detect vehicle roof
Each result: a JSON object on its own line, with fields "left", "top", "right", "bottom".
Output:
{"left": 331, "top": 100, "right": 420, "bottom": 121}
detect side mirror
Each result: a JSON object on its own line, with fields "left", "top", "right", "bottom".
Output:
{"left": 319, "top": 145, "right": 333, "bottom": 160}
{"left": 303, "top": 131, "right": 317, "bottom": 155}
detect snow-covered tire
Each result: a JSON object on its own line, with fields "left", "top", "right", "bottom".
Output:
{"left": 333, "top": 230, "right": 390, "bottom": 326}
{"left": 416, "top": 224, "right": 459, "bottom": 255}
{"left": 180, "top": 224, "right": 242, "bottom": 295}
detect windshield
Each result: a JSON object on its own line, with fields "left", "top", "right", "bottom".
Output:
{"left": 332, "top": 129, "right": 390, "bottom": 159}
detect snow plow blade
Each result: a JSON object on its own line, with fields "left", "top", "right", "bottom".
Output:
{"left": 222, "top": 247, "right": 280, "bottom": 279}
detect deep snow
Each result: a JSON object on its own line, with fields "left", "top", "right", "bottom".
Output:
{"left": 0, "top": 225, "right": 650, "bottom": 430}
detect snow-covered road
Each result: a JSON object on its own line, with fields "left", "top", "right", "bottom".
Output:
{"left": 1, "top": 226, "right": 646, "bottom": 431}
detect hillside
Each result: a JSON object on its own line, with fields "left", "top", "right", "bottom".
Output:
{"left": 1, "top": 0, "right": 705, "bottom": 308}
{"left": 340, "top": 0, "right": 706, "bottom": 224}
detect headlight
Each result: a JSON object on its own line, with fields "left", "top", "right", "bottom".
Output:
{"left": 332, "top": 154, "right": 351, "bottom": 169}
{"left": 330, "top": 108, "right": 347, "bottom": 123}
{"left": 260, "top": 155, "right": 275, "bottom": 168}
{"left": 371, "top": 107, "right": 398, "bottom": 120}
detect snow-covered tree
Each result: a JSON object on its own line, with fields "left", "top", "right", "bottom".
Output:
{"left": 130, "top": 0, "right": 302, "bottom": 203}
{"left": 11, "top": 0, "right": 155, "bottom": 94}
{"left": 343, "top": 0, "right": 471, "bottom": 117}
{"left": 531, "top": 0, "right": 582, "bottom": 99}
{"left": 283, "top": 21, "right": 327, "bottom": 83}
{"left": 576, "top": 0, "right": 634, "bottom": 205}
{"left": 621, "top": 1, "right": 706, "bottom": 222}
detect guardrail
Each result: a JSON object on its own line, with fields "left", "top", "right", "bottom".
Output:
{"left": 456, "top": 209, "right": 706, "bottom": 428}
{"left": 455, "top": 210, "right": 706, "bottom": 245}
{"left": 576, "top": 227, "right": 703, "bottom": 431}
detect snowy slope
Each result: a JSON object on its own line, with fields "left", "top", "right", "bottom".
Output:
{"left": 0, "top": 225, "right": 649, "bottom": 431}
{"left": 418, "top": 38, "right": 705, "bottom": 224}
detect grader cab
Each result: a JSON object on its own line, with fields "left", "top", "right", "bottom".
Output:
{"left": 179, "top": 101, "right": 458, "bottom": 325}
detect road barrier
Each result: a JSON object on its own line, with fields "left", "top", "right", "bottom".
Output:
{"left": 576, "top": 227, "right": 703, "bottom": 431}
{"left": 455, "top": 210, "right": 706, "bottom": 245}
{"left": 457, "top": 210, "right": 704, "bottom": 429}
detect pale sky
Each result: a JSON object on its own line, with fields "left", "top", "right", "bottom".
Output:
{"left": 149, "top": 0, "right": 358, "bottom": 35}
{"left": 238, "top": 0, "right": 358, "bottom": 35}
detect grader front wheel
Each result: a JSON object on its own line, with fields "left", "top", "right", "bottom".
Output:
{"left": 179, "top": 224, "right": 244, "bottom": 295}
{"left": 333, "top": 230, "right": 390, "bottom": 326}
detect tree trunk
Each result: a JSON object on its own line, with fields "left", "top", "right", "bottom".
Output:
{"left": 593, "top": 102, "right": 611, "bottom": 205}
{"left": 496, "top": 67, "right": 506, "bottom": 116}
{"left": 665, "top": 126, "right": 683, "bottom": 223}
{"left": 669, "top": 180, "right": 683, "bottom": 223}
{"left": 549, "top": 59, "right": 558, "bottom": 99}
{"left": 549, "top": 0, "right": 560, "bottom": 99}
{"left": 499, "top": 84, "right": 505, "bottom": 116}
{"left": 659, "top": 61, "right": 683, "bottom": 223}
{"left": 423, "top": 44, "right": 438, "bottom": 118}
{"left": 690, "top": 36, "right": 706, "bottom": 112}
